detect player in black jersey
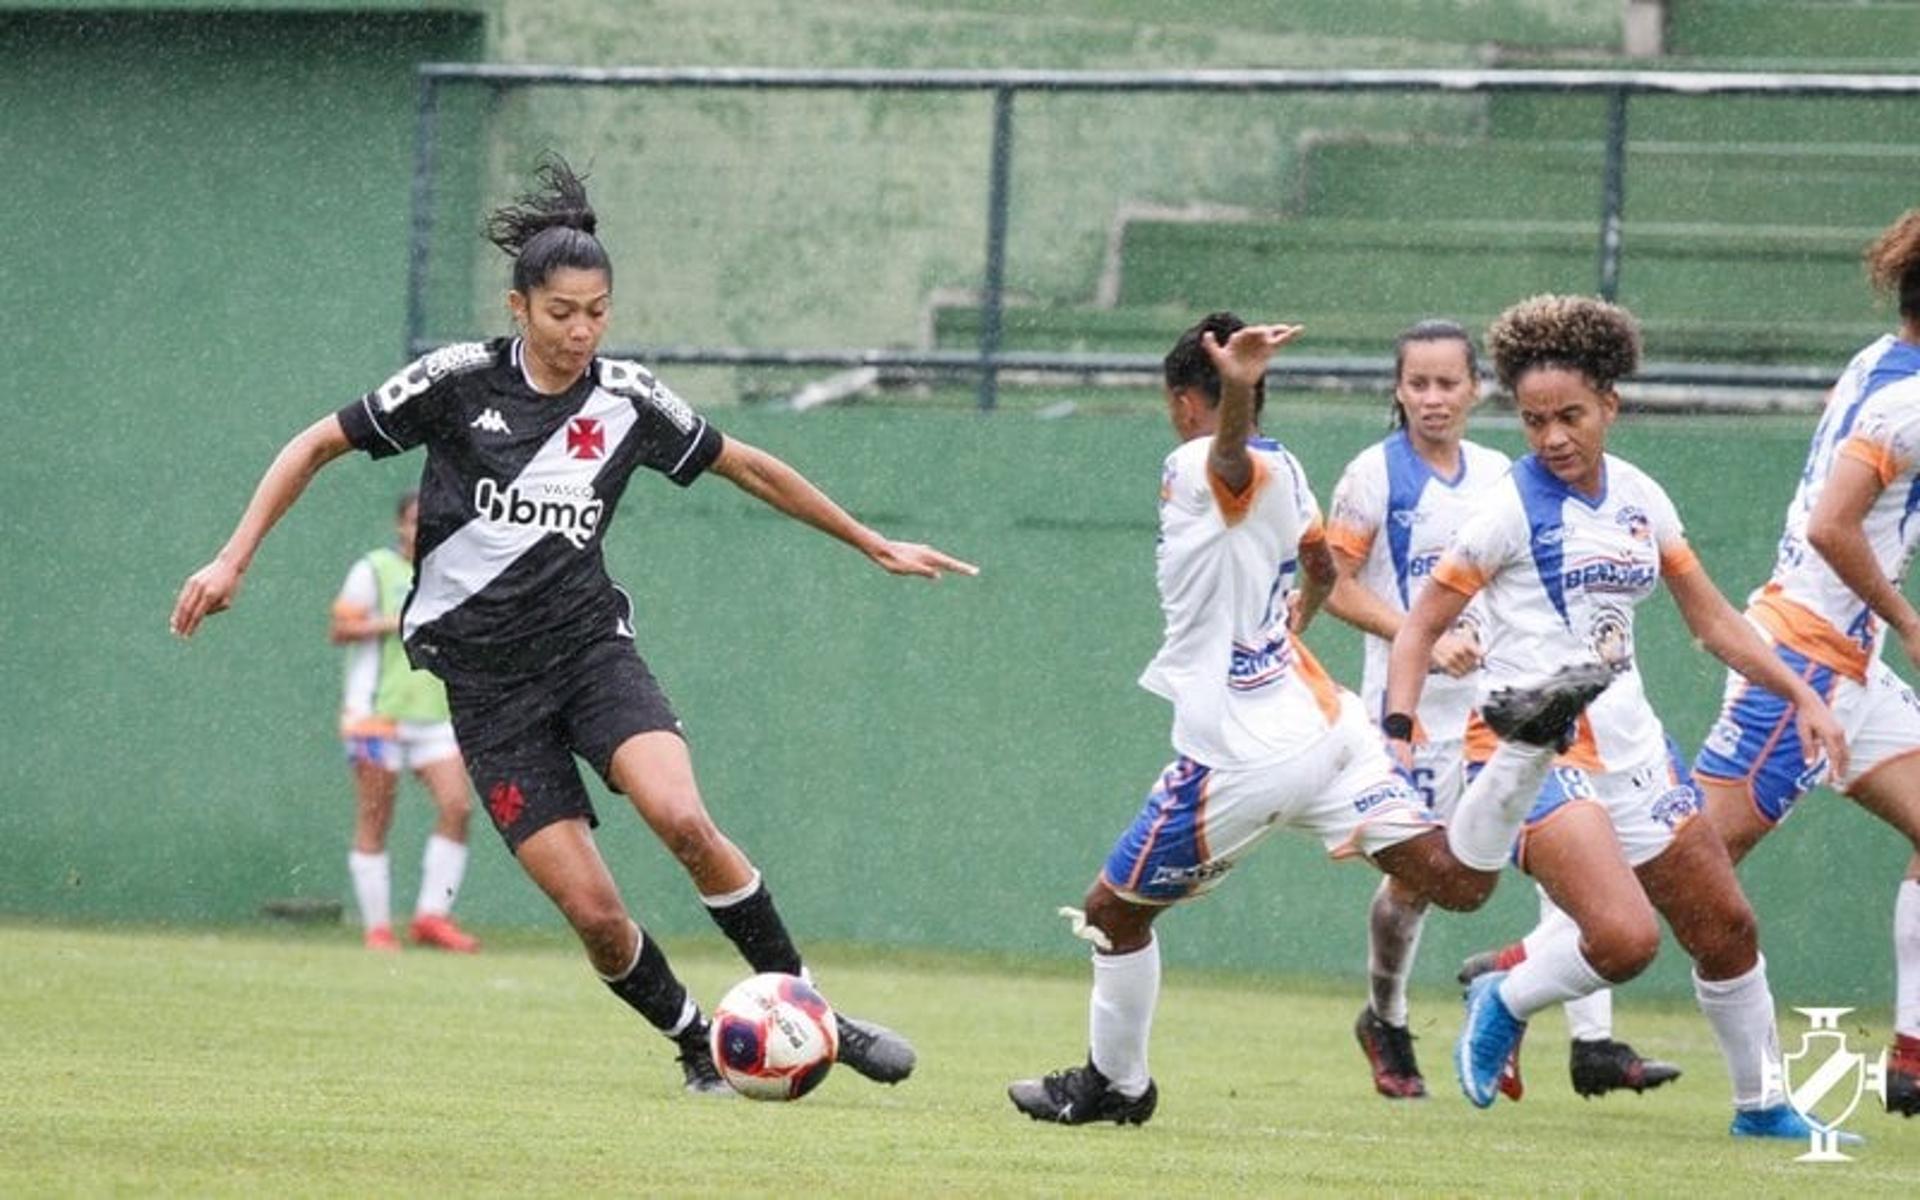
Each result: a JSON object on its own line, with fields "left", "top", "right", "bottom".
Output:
{"left": 172, "top": 156, "right": 977, "bottom": 1096}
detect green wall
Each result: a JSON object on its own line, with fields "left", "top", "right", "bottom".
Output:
{"left": 1, "top": 2, "right": 1907, "bottom": 1009}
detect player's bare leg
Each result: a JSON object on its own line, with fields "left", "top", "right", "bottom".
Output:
{"left": 1841, "top": 759, "right": 1920, "bottom": 1116}
{"left": 347, "top": 760, "right": 399, "bottom": 951}
{"left": 407, "top": 755, "right": 478, "bottom": 952}
{"left": 1009, "top": 878, "right": 1163, "bottom": 1126}
{"left": 609, "top": 731, "right": 915, "bottom": 1084}
{"left": 1356, "top": 874, "right": 1432, "bottom": 1098}
{"left": 516, "top": 816, "right": 728, "bottom": 1095}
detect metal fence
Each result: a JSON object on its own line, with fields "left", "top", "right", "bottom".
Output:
{"left": 408, "top": 65, "right": 1920, "bottom": 408}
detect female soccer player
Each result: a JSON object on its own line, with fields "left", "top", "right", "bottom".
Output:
{"left": 1327, "top": 321, "right": 1673, "bottom": 1101}
{"left": 171, "top": 157, "right": 976, "bottom": 1095}
{"left": 1692, "top": 208, "right": 1920, "bottom": 1116}
{"left": 331, "top": 489, "right": 478, "bottom": 954}
{"left": 1006, "top": 313, "right": 1609, "bottom": 1127}
{"left": 1385, "top": 295, "right": 1848, "bottom": 1139}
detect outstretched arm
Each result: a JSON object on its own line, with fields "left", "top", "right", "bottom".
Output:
{"left": 709, "top": 435, "right": 978, "bottom": 580}
{"left": 1383, "top": 579, "right": 1471, "bottom": 766}
{"left": 1666, "top": 565, "right": 1850, "bottom": 780}
{"left": 1324, "top": 547, "right": 1482, "bottom": 677}
{"left": 171, "top": 414, "right": 353, "bottom": 638}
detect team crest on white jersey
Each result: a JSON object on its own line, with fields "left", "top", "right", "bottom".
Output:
{"left": 567, "top": 417, "right": 606, "bottom": 460}
{"left": 471, "top": 408, "right": 511, "bottom": 435}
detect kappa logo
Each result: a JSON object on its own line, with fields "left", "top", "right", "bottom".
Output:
{"left": 471, "top": 408, "right": 511, "bottom": 435}
{"left": 1765, "top": 1007, "right": 1886, "bottom": 1161}
{"left": 567, "top": 416, "right": 605, "bottom": 460}
{"left": 473, "top": 477, "right": 604, "bottom": 549}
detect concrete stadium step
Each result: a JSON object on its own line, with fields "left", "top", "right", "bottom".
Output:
{"left": 1297, "top": 138, "right": 1920, "bottom": 226}
{"left": 931, "top": 303, "right": 1880, "bottom": 367}
{"left": 1486, "top": 89, "right": 1919, "bottom": 146}
{"left": 1667, "top": 1, "right": 1920, "bottom": 63}
{"left": 1107, "top": 217, "right": 1876, "bottom": 321}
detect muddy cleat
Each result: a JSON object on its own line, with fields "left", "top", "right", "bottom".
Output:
{"left": 1570, "top": 1037, "right": 1682, "bottom": 1098}
{"left": 1457, "top": 942, "right": 1527, "bottom": 986}
{"left": 1355, "top": 1006, "right": 1427, "bottom": 1099}
{"left": 674, "top": 1021, "right": 734, "bottom": 1097}
{"left": 1456, "top": 971, "right": 1528, "bottom": 1109}
{"left": 1730, "top": 1103, "right": 1862, "bottom": 1144}
{"left": 408, "top": 913, "right": 480, "bottom": 953}
{"left": 1887, "top": 1034, "right": 1920, "bottom": 1117}
{"left": 1481, "top": 660, "right": 1615, "bottom": 751}
{"left": 834, "top": 1013, "right": 916, "bottom": 1084}
{"left": 364, "top": 925, "right": 400, "bottom": 953}
{"left": 1008, "top": 1059, "right": 1158, "bottom": 1126}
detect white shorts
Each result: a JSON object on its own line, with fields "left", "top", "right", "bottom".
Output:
{"left": 1696, "top": 639, "right": 1920, "bottom": 823}
{"left": 1103, "top": 694, "right": 1439, "bottom": 904}
{"left": 1406, "top": 736, "right": 1467, "bottom": 819}
{"left": 344, "top": 720, "right": 461, "bottom": 773}
{"left": 1515, "top": 735, "right": 1701, "bottom": 870}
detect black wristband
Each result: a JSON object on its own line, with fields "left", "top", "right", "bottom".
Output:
{"left": 1381, "top": 712, "right": 1415, "bottom": 742}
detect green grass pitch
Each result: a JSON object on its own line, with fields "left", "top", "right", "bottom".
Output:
{"left": 3, "top": 923, "right": 1914, "bottom": 1195}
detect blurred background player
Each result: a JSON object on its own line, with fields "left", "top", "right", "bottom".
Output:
{"left": 332, "top": 489, "right": 479, "bottom": 953}
{"left": 1006, "top": 313, "right": 1608, "bottom": 1127}
{"left": 172, "top": 156, "right": 975, "bottom": 1095}
{"left": 1386, "top": 294, "right": 1849, "bottom": 1140}
{"left": 1690, "top": 208, "right": 1920, "bottom": 1116}
{"left": 1326, "top": 320, "right": 1676, "bottom": 1100}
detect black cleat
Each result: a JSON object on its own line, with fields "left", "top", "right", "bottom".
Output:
{"left": 1457, "top": 949, "right": 1502, "bottom": 987}
{"left": 1008, "top": 1059, "right": 1158, "bottom": 1126}
{"left": 675, "top": 1020, "right": 735, "bottom": 1097}
{"left": 1355, "top": 1006, "right": 1427, "bottom": 1099}
{"left": 1888, "top": 1035, "right": 1920, "bottom": 1116}
{"left": 1481, "top": 660, "right": 1614, "bottom": 751}
{"left": 835, "top": 1013, "right": 917, "bottom": 1084}
{"left": 1569, "top": 1037, "right": 1682, "bottom": 1098}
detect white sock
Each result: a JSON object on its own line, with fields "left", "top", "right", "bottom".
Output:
{"left": 1564, "top": 989, "right": 1614, "bottom": 1042}
{"left": 1446, "top": 742, "right": 1556, "bottom": 870}
{"left": 347, "top": 850, "right": 391, "bottom": 931}
{"left": 1089, "top": 936, "right": 1160, "bottom": 1099}
{"left": 415, "top": 834, "right": 469, "bottom": 917}
{"left": 1496, "top": 918, "right": 1606, "bottom": 1021}
{"left": 1367, "top": 878, "right": 1427, "bottom": 1027}
{"left": 1524, "top": 888, "right": 1614, "bottom": 1040}
{"left": 1694, "top": 955, "right": 1785, "bottom": 1111}
{"left": 1895, "top": 879, "right": 1920, "bottom": 1039}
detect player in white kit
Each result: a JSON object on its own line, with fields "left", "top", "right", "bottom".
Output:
{"left": 1692, "top": 209, "right": 1920, "bottom": 1116}
{"left": 1327, "top": 320, "right": 1674, "bottom": 1101}
{"left": 1384, "top": 295, "right": 1849, "bottom": 1140}
{"left": 1007, "top": 313, "right": 1611, "bottom": 1126}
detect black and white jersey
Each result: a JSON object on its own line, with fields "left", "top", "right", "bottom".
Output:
{"left": 335, "top": 337, "right": 723, "bottom": 685}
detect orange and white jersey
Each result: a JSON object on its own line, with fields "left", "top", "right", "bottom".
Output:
{"left": 1431, "top": 453, "right": 1701, "bottom": 772}
{"left": 1327, "top": 431, "right": 1511, "bottom": 736}
{"left": 1749, "top": 335, "right": 1920, "bottom": 682}
{"left": 1139, "top": 434, "right": 1343, "bottom": 768}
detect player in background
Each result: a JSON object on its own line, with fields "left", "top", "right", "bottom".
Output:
{"left": 1386, "top": 295, "right": 1849, "bottom": 1139}
{"left": 172, "top": 156, "right": 976, "bottom": 1096}
{"left": 1326, "top": 321, "right": 1676, "bottom": 1101}
{"left": 332, "top": 489, "right": 478, "bottom": 953}
{"left": 1007, "top": 313, "right": 1612, "bottom": 1127}
{"left": 1691, "top": 208, "right": 1920, "bottom": 1116}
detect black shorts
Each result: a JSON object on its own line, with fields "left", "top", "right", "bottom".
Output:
{"left": 446, "top": 638, "right": 683, "bottom": 851}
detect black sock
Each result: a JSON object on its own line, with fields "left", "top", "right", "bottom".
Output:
{"left": 604, "top": 926, "right": 697, "bottom": 1036}
{"left": 706, "top": 878, "right": 804, "bottom": 976}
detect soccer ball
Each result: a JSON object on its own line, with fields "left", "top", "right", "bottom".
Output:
{"left": 708, "top": 972, "right": 839, "bottom": 1100}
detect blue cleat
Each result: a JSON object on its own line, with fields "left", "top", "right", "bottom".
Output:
{"left": 1729, "top": 1104, "right": 1865, "bottom": 1145}
{"left": 1456, "top": 971, "right": 1527, "bottom": 1109}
